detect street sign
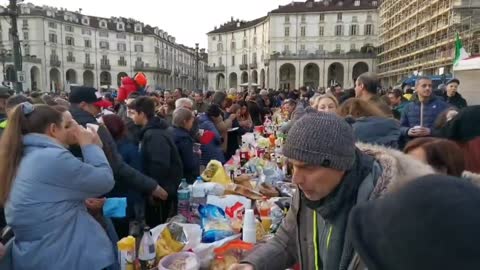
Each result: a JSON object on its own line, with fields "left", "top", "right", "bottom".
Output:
{"left": 17, "top": 71, "right": 25, "bottom": 82}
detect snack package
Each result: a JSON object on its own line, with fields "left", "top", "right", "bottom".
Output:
{"left": 225, "top": 184, "right": 264, "bottom": 200}
{"left": 156, "top": 223, "right": 187, "bottom": 261}
{"left": 199, "top": 204, "right": 235, "bottom": 243}
{"left": 158, "top": 252, "right": 199, "bottom": 270}
{"left": 210, "top": 240, "right": 254, "bottom": 270}
{"left": 202, "top": 160, "right": 232, "bottom": 186}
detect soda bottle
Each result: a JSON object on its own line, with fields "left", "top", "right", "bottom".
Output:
{"left": 138, "top": 227, "right": 155, "bottom": 270}
{"left": 177, "top": 178, "right": 191, "bottom": 218}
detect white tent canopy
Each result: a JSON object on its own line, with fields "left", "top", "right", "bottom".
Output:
{"left": 453, "top": 56, "right": 480, "bottom": 71}
{"left": 453, "top": 56, "right": 480, "bottom": 105}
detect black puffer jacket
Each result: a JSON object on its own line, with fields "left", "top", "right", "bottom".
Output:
{"left": 444, "top": 92, "right": 467, "bottom": 109}
{"left": 69, "top": 106, "right": 158, "bottom": 195}
{"left": 139, "top": 117, "right": 183, "bottom": 197}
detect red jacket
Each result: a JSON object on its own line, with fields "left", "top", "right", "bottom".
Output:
{"left": 117, "top": 77, "right": 137, "bottom": 103}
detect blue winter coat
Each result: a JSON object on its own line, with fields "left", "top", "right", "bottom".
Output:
{"left": 352, "top": 116, "right": 401, "bottom": 149}
{"left": 173, "top": 127, "right": 200, "bottom": 183}
{"left": 5, "top": 134, "right": 115, "bottom": 270}
{"left": 400, "top": 96, "right": 449, "bottom": 129}
{"left": 198, "top": 114, "right": 225, "bottom": 165}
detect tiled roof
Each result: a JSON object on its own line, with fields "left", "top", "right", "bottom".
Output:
{"left": 270, "top": 0, "right": 378, "bottom": 13}
{"left": 208, "top": 16, "right": 268, "bottom": 34}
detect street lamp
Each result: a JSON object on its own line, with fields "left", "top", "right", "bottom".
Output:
{"left": 195, "top": 43, "right": 199, "bottom": 90}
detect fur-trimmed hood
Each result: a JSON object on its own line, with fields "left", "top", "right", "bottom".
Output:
{"left": 463, "top": 171, "right": 480, "bottom": 186}
{"left": 356, "top": 143, "right": 436, "bottom": 198}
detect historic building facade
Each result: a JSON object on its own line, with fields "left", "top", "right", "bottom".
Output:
{"left": 0, "top": 3, "right": 208, "bottom": 92}
{"left": 207, "top": 0, "right": 379, "bottom": 91}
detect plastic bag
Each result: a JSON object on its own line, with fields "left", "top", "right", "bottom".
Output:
{"left": 210, "top": 240, "right": 254, "bottom": 270}
{"left": 156, "top": 223, "right": 187, "bottom": 260}
{"left": 199, "top": 204, "right": 235, "bottom": 243}
{"left": 201, "top": 160, "right": 232, "bottom": 186}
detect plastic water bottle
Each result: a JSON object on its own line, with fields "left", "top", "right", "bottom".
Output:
{"left": 177, "top": 178, "right": 191, "bottom": 218}
{"left": 191, "top": 177, "right": 206, "bottom": 217}
{"left": 243, "top": 209, "right": 257, "bottom": 244}
{"left": 138, "top": 227, "right": 155, "bottom": 270}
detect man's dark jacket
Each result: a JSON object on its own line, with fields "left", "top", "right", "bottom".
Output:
{"left": 69, "top": 106, "right": 157, "bottom": 195}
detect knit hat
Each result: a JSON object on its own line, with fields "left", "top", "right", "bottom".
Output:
{"left": 282, "top": 110, "right": 355, "bottom": 171}
{"left": 348, "top": 175, "right": 480, "bottom": 270}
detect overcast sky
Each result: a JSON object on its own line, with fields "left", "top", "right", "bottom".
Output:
{"left": 15, "top": 0, "right": 293, "bottom": 49}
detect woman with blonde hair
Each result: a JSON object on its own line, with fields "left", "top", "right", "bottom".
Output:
{"left": 338, "top": 98, "right": 401, "bottom": 148}
{"left": 311, "top": 94, "right": 339, "bottom": 113}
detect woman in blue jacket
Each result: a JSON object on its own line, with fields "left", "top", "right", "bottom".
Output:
{"left": 198, "top": 104, "right": 225, "bottom": 165}
{"left": 0, "top": 103, "right": 115, "bottom": 270}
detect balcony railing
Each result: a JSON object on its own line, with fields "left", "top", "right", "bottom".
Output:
{"left": 100, "top": 63, "right": 111, "bottom": 70}
{"left": 83, "top": 63, "right": 94, "bottom": 69}
{"left": 239, "top": 64, "right": 248, "bottom": 70}
{"left": 249, "top": 63, "right": 257, "bottom": 69}
{"left": 50, "top": 57, "right": 61, "bottom": 67}
{"left": 207, "top": 65, "right": 225, "bottom": 72}
{"left": 134, "top": 61, "right": 171, "bottom": 74}
{"left": 270, "top": 51, "right": 376, "bottom": 60}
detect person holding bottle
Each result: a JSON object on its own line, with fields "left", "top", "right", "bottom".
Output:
{"left": 0, "top": 103, "right": 116, "bottom": 269}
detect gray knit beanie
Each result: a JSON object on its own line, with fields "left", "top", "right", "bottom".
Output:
{"left": 283, "top": 110, "right": 356, "bottom": 171}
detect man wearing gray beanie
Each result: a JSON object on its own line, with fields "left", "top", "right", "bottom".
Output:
{"left": 234, "top": 110, "right": 435, "bottom": 270}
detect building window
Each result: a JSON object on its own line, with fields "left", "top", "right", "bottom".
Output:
{"left": 365, "top": 24, "right": 374, "bottom": 35}
{"left": 318, "top": 44, "right": 324, "bottom": 51}
{"left": 367, "top": 14, "right": 372, "bottom": 21}
{"left": 285, "top": 27, "right": 290, "bottom": 37}
{"left": 65, "top": 25, "right": 74, "bottom": 32}
{"left": 82, "top": 28, "right": 91, "bottom": 35}
{"left": 99, "top": 41, "right": 109, "bottom": 50}
{"left": 253, "top": 37, "right": 257, "bottom": 45}
{"left": 84, "top": 39, "right": 91, "bottom": 48}
{"left": 284, "top": 45, "right": 289, "bottom": 52}
{"left": 354, "top": 0, "right": 360, "bottom": 6}
{"left": 252, "top": 52, "right": 257, "bottom": 63}
{"left": 65, "top": 36, "right": 75, "bottom": 46}
{"left": 85, "top": 53, "right": 90, "bottom": 63}
{"left": 335, "top": 25, "right": 343, "bottom": 36}
{"left": 243, "top": 39, "right": 247, "bottom": 48}
{"left": 100, "top": 21, "right": 107, "bottom": 29}
{"left": 336, "top": 44, "right": 341, "bottom": 51}
{"left": 134, "top": 44, "right": 143, "bottom": 52}
{"left": 99, "top": 30, "right": 108, "bottom": 37}
{"left": 22, "top": 19, "right": 28, "bottom": 27}
{"left": 350, "top": 25, "right": 358, "bottom": 36}
{"left": 242, "top": 54, "right": 247, "bottom": 65}
{"left": 212, "top": 36, "right": 216, "bottom": 41}
{"left": 101, "top": 55, "right": 109, "bottom": 65}
{"left": 67, "top": 51, "right": 75, "bottom": 62}
{"left": 301, "top": 26, "right": 306, "bottom": 37}
{"left": 117, "top": 23, "right": 124, "bottom": 31}
{"left": 218, "top": 35, "right": 222, "bottom": 41}
{"left": 135, "top": 25, "right": 142, "bottom": 33}
{"left": 119, "top": 56, "right": 127, "bottom": 66}
{"left": 300, "top": 44, "right": 306, "bottom": 51}
{"left": 118, "top": 43, "right": 126, "bottom": 51}
{"left": 231, "top": 41, "right": 236, "bottom": 50}
{"left": 134, "top": 35, "right": 143, "bottom": 41}
{"left": 82, "top": 18, "right": 89, "bottom": 25}
{"left": 23, "top": 32, "right": 28, "bottom": 40}
{"left": 285, "top": 15, "right": 290, "bottom": 23}
{"left": 48, "top": 33, "right": 57, "bottom": 43}
{"left": 217, "top": 43, "right": 223, "bottom": 51}
{"left": 301, "top": 15, "right": 306, "bottom": 23}
{"left": 48, "top": 21, "right": 56, "bottom": 29}
{"left": 218, "top": 57, "right": 222, "bottom": 65}
{"left": 319, "top": 26, "right": 324, "bottom": 36}
{"left": 352, "top": 16, "right": 358, "bottom": 22}
{"left": 337, "top": 13, "right": 343, "bottom": 21}
{"left": 24, "top": 45, "right": 30, "bottom": 56}
{"left": 116, "top": 32, "right": 126, "bottom": 39}
{"left": 231, "top": 56, "right": 235, "bottom": 66}
{"left": 350, "top": 44, "right": 357, "bottom": 51}
{"left": 372, "top": 1, "right": 378, "bottom": 7}
{"left": 319, "top": 14, "right": 325, "bottom": 22}
{"left": 243, "top": 30, "right": 246, "bottom": 37}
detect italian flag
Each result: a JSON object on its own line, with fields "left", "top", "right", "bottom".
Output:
{"left": 454, "top": 33, "right": 469, "bottom": 66}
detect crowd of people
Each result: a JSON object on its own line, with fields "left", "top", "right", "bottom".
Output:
{"left": 0, "top": 71, "right": 479, "bottom": 269}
